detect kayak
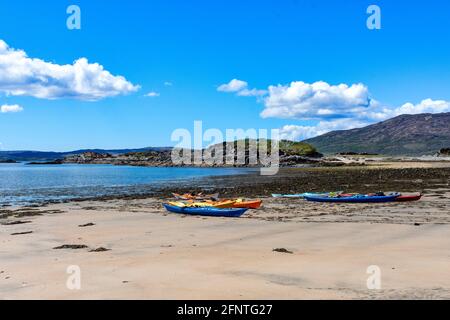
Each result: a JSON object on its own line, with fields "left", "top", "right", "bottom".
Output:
{"left": 232, "top": 199, "right": 262, "bottom": 209}
{"left": 304, "top": 194, "right": 399, "bottom": 203}
{"left": 272, "top": 192, "right": 342, "bottom": 198}
{"left": 163, "top": 204, "right": 248, "bottom": 217}
{"left": 168, "top": 200, "right": 235, "bottom": 209}
{"left": 202, "top": 200, "right": 236, "bottom": 208}
{"left": 172, "top": 193, "right": 219, "bottom": 201}
{"left": 395, "top": 194, "right": 422, "bottom": 202}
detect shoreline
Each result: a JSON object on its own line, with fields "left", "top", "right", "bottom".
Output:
{"left": 3, "top": 161, "right": 450, "bottom": 208}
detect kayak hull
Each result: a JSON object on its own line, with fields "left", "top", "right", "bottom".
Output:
{"left": 163, "top": 204, "right": 247, "bottom": 217}
{"left": 395, "top": 194, "right": 422, "bottom": 202}
{"left": 304, "top": 195, "right": 399, "bottom": 203}
{"left": 232, "top": 200, "right": 262, "bottom": 209}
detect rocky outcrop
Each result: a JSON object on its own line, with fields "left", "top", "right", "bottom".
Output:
{"left": 63, "top": 151, "right": 175, "bottom": 166}
{"left": 26, "top": 159, "right": 63, "bottom": 165}
{"left": 64, "top": 152, "right": 113, "bottom": 163}
{"left": 437, "top": 148, "right": 450, "bottom": 157}
{"left": 63, "top": 149, "right": 361, "bottom": 168}
{"left": 0, "top": 159, "right": 17, "bottom": 164}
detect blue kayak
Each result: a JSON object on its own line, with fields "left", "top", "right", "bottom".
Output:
{"left": 272, "top": 192, "right": 342, "bottom": 198}
{"left": 304, "top": 195, "right": 399, "bottom": 203}
{"left": 163, "top": 204, "right": 248, "bottom": 217}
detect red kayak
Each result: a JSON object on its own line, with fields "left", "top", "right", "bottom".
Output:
{"left": 395, "top": 194, "right": 422, "bottom": 202}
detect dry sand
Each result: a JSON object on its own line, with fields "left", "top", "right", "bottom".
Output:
{"left": 1, "top": 192, "right": 450, "bottom": 300}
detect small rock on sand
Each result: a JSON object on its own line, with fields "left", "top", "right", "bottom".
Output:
{"left": 2, "top": 220, "right": 32, "bottom": 226}
{"left": 53, "top": 245, "right": 88, "bottom": 250}
{"left": 273, "top": 248, "right": 294, "bottom": 254}
{"left": 89, "top": 247, "right": 111, "bottom": 252}
{"left": 79, "top": 223, "right": 96, "bottom": 228}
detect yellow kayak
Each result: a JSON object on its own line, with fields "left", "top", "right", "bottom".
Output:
{"left": 168, "top": 200, "right": 236, "bottom": 209}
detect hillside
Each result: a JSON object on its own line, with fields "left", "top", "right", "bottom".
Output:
{"left": 0, "top": 147, "right": 171, "bottom": 161}
{"left": 304, "top": 113, "right": 450, "bottom": 156}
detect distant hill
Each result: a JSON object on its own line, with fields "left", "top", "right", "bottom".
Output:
{"left": 0, "top": 147, "right": 172, "bottom": 161}
{"left": 304, "top": 113, "right": 450, "bottom": 156}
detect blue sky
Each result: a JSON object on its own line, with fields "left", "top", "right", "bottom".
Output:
{"left": 0, "top": 0, "right": 449, "bottom": 151}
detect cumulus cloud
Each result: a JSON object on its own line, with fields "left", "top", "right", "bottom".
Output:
{"left": 237, "top": 88, "right": 268, "bottom": 97}
{"left": 1, "top": 104, "right": 23, "bottom": 113}
{"left": 261, "top": 81, "right": 371, "bottom": 120}
{"left": 217, "top": 79, "right": 248, "bottom": 93}
{"left": 145, "top": 91, "right": 160, "bottom": 97}
{"left": 0, "top": 40, "right": 140, "bottom": 101}
{"left": 218, "top": 79, "right": 267, "bottom": 98}
{"left": 392, "top": 99, "right": 450, "bottom": 116}
{"left": 260, "top": 81, "right": 450, "bottom": 124}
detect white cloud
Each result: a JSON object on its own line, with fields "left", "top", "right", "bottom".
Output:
{"left": 392, "top": 99, "right": 450, "bottom": 116}
{"left": 279, "top": 119, "right": 369, "bottom": 141}
{"left": 217, "top": 79, "right": 248, "bottom": 92}
{"left": 164, "top": 81, "right": 173, "bottom": 86}
{"left": 1, "top": 104, "right": 23, "bottom": 113}
{"left": 260, "top": 81, "right": 450, "bottom": 124}
{"left": 218, "top": 79, "right": 267, "bottom": 98}
{"left": 237, "top": 88, "right": 268, "bottom": 97}
{"left": 261, "top": 81, "right": 371, "bottom": 120}
{"left": 145, "top": 91, "right": 160, "bottom": 97}
{"left": 0, "top": 40, "right": 140, "bottom": 101}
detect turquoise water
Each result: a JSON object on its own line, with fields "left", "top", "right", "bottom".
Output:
{"left": 0, "top": 163, "right": 252, "bottom": 206}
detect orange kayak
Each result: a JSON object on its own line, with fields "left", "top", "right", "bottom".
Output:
{"left": 232, "top": 200, "right": 262, "bottom": 209}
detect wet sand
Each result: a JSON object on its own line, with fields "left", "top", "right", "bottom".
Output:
{"left": 1, "top": 163, "right": 450, "bottom": 300}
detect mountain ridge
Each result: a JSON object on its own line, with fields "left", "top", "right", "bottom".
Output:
{"left": 303, "top": 112, "right": 450, "bottom": 156}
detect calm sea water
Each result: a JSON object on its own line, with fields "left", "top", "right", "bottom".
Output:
{"left": 0, "top": 163, "right": 252, "bottom": 206}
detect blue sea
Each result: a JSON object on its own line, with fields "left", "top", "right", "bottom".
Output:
{"left": 0, "top": 163, "right": 253, "bottom": 206}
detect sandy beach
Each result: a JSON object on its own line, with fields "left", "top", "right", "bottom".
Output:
{"left": 1, "top": 164, "right": 450, "bottom": 300}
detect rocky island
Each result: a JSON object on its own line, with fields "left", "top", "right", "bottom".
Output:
{"left": 62, "top": 140, "right": 361, "bottom": 167}
{"left": 0, "top": 159, "right": 17, "bottom": 164}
